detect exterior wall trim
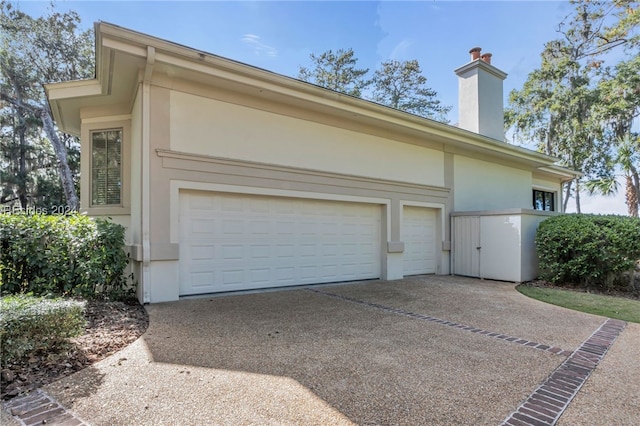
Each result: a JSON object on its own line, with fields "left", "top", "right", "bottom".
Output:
{"left": 400, "top": 200, "right": 449, "bottom": 274}
{"left": 157, "top": 149, "right": 450, "bottom": 196}
{"left": 80, "top": 118, "right": 132, "bottom": 215}
{"left": 451, "top": 208, "right": 561, "bottom": 217}
{"left": 400, "top": 200, "right": 448, "bottom": 246}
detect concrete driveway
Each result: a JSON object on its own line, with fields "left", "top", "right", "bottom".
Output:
{"left": 5, "top": 276, "right": 639, "bottom": 425}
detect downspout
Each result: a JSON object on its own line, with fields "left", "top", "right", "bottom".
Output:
{"left": 141, "top": 46, "right": 155, "bottom": 304}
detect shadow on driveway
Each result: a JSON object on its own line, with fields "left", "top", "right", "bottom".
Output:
{"left": 141, "top": 277, "right": 575, "bottom": 425}
{"left": 42, "top": 276, "right": 617, "bottom": 425}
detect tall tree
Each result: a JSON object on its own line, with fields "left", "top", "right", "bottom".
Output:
{"left": 0, "top": 2, "right": 92, "bottom": 211}
{"left": 586, "top": 54, "right": 640, "bottom": 216}
{"left": 371, "top": 59, "right": 451, "bottom": 122}
{"left": 298, "top": 48, "right": 370, "bottom": 97}
{"left": 506, "top": 0, "right": 639, "bottom": 213}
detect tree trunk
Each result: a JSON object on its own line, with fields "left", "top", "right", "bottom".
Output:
{"left": 545, "top": 117, "right": 554, "bottom": 156}
{"left": 40, "top": 104, "right": 79, "bottom": 211}
{"left": 8, "top": 76, "right": 29, "bottom": 210}
{"left": 575, "top": 179, "right": 581, "bottom": 213}
{"left": 631, "top": 165, "right": 640, "bottom": 217}
{"left": 17, "top": 108, "right": 28, "bottom": 210}
{"left": 563, "top": 179, "right": 573, "bottom": 212}
{"left": 627, "top": 174, "right": 639, "bottom": 217}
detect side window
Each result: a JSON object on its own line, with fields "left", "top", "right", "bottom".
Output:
{"left": 533, "top": 189, "right": 555, "bottom": 211}
{"left": 91, "top": 129, "right": 122, "bottom": 206}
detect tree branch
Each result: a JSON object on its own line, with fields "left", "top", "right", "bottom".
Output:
{"left": 0, "top": 92, "right": 42, "bottom": 115}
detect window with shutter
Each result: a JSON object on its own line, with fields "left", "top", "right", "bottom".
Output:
{"left": 91, "top": 129, "right": 122, "bottom": 206}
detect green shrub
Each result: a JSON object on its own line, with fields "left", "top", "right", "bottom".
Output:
{"left": 536, "top": 214, "right": 640, "bottom": 292}
{"left": 0, "top": 213, "right": 134, "bottom": 300}
{"left": 0, "top": 294, "right": 86, "bottom": 367}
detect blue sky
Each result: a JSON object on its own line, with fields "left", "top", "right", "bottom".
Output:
{"left": 11, "top": 1, "right": 631, "bottom": 214}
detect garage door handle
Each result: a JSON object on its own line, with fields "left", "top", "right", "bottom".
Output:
{"left": 476, "top": 246, "right": 481, "bottom": 250}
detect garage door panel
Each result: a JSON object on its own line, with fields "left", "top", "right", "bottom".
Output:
{"left": 190, "top": 244, "right": 215, "bottom": 260}
{"left": 250, "top": 220, "right": 270, "bottom": 234}
{"left": 250, "top": 268, "right": 270, "bottom": 283}
{"left": 402, "top": 206, "right": 437, "bottom": 276}
{"left": 180, "top": 191, "right": 381, "bottom": 295}
{"left": 250, "top": 244, "right": 270, "bottom": 258}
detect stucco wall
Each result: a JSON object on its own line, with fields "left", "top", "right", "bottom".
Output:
{"left": 532, "top": 176, "right": 562, "bottom": 192}
{"left": 453, "top": 155, "right": 531, "bottom": 211}
{"left": 457, "top": 66, "right": 505, "bottom": 141}
{"left": 520, "top": 213, "right": 555, "bottom": 280}
{"left": 169, "top": 90, "right": 445, "bottom": 187}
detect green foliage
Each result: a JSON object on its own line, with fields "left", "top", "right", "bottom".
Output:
{"left": 371, "top": 59, "right": 451, "bottom": 122}
{"left": 0, "top": 213, "right": 134, "bottom": 300}
{"left": 536, "top": 214, "right": 640, "bottom": 291}
{"left": 298, "top": 49, "right": 451, "bottom": 122}
{"left": 1, "top": 1, "right": 93, "bottom": 211}
{"left": 0, "top": 294, "right": 85, "bottom": 366}
{"left": 298, "top": 48, "right": 370, "bottom": 97}
{"left": 506, "top": 0, "right": 639, "bottom": 213}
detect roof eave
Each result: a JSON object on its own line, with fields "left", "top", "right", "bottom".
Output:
{"left": 47, "top": 22, "right": 572, "bottom": 174}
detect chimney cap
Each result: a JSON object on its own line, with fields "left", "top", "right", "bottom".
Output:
{"left": 469, "top": 47, "right": 482, "bottom": 61}
{"left": 481, "top": 53, "right": 493, "bottom": 64}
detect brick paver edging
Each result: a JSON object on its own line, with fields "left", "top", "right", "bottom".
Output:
{"left": 2, "top": 389, "right": 89, "bottom": 426}
{"left": 307, "top": 288, "right": 573, "bottom": 356}
{"left": 501, "top": 318, "right": 626, "bottom": 426}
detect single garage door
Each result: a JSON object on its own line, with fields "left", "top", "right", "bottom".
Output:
{"left": 402, "top": 206, "right": 436, "bottom": 275}
{"left": 179, "top": 190, "right": 382, "bottom": 295}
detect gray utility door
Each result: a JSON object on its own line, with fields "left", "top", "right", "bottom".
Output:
{"left": 453, "top": 216, "right": 481, "bottom": 278}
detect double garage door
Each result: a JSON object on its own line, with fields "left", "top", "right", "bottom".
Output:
{"left": 179, "top": 191, "right": 435, "bottom": 295}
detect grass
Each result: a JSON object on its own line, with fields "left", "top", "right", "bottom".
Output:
{"left": 516, "top": 285, "right": 640, "bottom": 324}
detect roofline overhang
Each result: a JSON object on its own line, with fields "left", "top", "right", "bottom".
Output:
{"left": 45, "top": 22, "right": 576, "bottom": 179}
{"left": 536, "top": 165, "right": 583, "bottom": 182}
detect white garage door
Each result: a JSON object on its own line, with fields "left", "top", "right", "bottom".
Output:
{"left": 179, "top": 191, "right": 381, "bottom": 295}
{"left": 402, "top": 206, "right": 436, "bottom": 275}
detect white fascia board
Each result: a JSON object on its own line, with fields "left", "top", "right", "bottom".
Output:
{"left": 102, "top": 37, "right": 148, "bottom": 59}
{"left": 537, "top": 165, "right": 582, "bottom": 181}
{"left": 45, "top": 79, "right": 103, "bottom": 100}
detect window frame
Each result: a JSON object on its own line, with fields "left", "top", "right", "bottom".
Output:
{"left": 532, "top": 189, "right": 555, "bottom": 212}
{"left": 90, "top": 128, "right": 123, "bottom": 207}
{"left": 80, "top": 118, "right": 131, "bottom": 215}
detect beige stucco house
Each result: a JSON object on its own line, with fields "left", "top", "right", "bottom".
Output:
{"left": 46, "top": 23, "right": 577, "bottom": 303}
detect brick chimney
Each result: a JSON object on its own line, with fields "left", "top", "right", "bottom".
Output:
{"left": 454, "top": 47, "right": 507, "bottom": 141}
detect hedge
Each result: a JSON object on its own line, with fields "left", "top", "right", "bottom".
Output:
{"left": 0, "top": 213, "right": 133, "bottom": 300}
{"left": 536, "top": 214, "right": 640, "bottom": 291}
{"left": 0, "top": 295, "right": 85, "bottom": 366}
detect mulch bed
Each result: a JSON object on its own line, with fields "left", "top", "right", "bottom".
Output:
{"left": 1, "top": 300, "right": 148, "bottom": 400}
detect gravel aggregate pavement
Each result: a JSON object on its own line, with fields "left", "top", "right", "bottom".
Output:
{"left": 557, "top": 322, "right": 640, "bottom": 425}
{"left": 24, "top": 276, "right": 636, "bottom": 425}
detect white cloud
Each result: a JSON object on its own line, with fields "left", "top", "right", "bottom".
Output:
{"left": 241, "top": 34, "right": 278, "bottom": 58}
{"left": 389, "top": 39, "right": 414, "bottom": 60}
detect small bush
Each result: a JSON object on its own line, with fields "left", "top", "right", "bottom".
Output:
{"left": 0, "top": 295, "right": 86, "bottom": 367}
{"left": 0, "top": 213, "right": 134, "bottom": 300}
{"left": 536, "top": 214, "right": 640, "bottom": 292}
